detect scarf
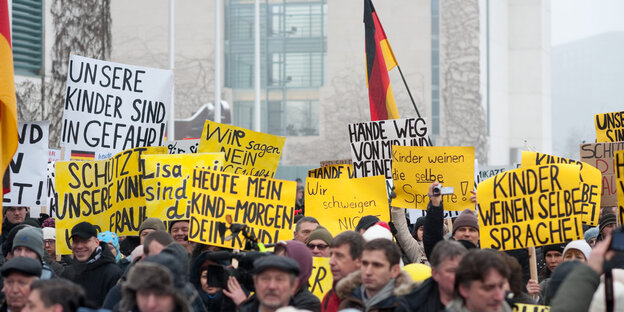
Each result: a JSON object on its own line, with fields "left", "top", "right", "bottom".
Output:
{"left": 86, "top": 246, "right": 102, "bottom": 264}
{"left": 360, "top": 278, "right": 395, "bottom": 312}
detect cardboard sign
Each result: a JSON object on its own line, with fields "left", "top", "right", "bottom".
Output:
{"left": 187, "top": 168, "right": 296, "bottom": 250}
{"left": 595, "top": 111, "right": 624, "bottom": 142}
{"left": 320, "top": 159, "right": 352, "bottom": 167}
{"left": 198, "top": 120, "right": 285, "bottom": 178}
{"left": 308, "top": 164, "right": 355, "bottom": 179}
{"left": 477, "top": 164, "right": 584, "bottom": 251}
{"left": 60, "top": 55, "right": 173, "bottom": 160}
{"left": 305, "top": 176, "right": 390, "bottom": 236}
{"left": 309, "top": 257, "right": 333, "bottom": 300}
{"left": 55, "top": 146, "right": 167, "bottom": 254}
{"left": 143, "top": 153, "right": 225, "bottom": 221}
{"left": 167, "top": 139, "right": 199, "bottom": 154}
{"left": 513, "top": 304, "right": 550, "bottom": 312}
{"left": 616, "top": 151, "right": 624, "bottom": 225}
{"left": 521, "top": 151, "right": 601, "bottom": 226}
{"left": 3, "top": 121, "right": 49, "bottom": 206}
{"left": 579, "top": 142, "right": 624, "bottom": 206}
{"left": 348, "top": 118, "right": 430, "bottom": 179}
{"left": 392, "top": 146, "right": 474, "bottom": 211}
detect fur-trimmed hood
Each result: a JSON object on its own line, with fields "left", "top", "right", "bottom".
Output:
{"left": 335, "top": 270, "right": 416, "bottom": 299}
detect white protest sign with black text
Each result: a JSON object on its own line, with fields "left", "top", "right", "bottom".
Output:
{"left": 3, "top": 121, "right": 49, "bottom": 206}
{"left": 61, "top": 55, "right": 173, "bottom": 160}
{"left": 349, "top": 118, "right": 430, "bottom": 179}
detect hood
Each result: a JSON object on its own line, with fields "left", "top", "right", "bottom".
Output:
{"left": 143, "top": 242, "right": 188, "bottom": 290}
{"left": 335, "top": 270, "right": 415, "bottom": 299}
{"left": 282, "top": 240, "right": 313, "bottom": 289}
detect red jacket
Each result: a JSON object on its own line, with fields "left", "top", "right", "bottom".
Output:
{"left": 321, "top": 287, "right": 340, "bottom": 312}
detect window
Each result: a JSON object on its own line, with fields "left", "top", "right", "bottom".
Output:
{"left": 11, "top": 0, "right": 43, "bottom": 76}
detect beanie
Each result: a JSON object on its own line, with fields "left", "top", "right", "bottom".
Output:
{"left": 98, "top": 231, "right": 121, "bottom": 263}
{"left": 599, "top": 213, "right": 617, "bottom": 234}
{"left": 305, "top": 227, "right": 333, "bottom": 245}
{"left": 355, "top": 215, "right": 380, "bottom": 233}
{"left": 362, "top": 224, "right": 393, "bottom": 242}
{"left": 584, "top": 227, "right": 599, "bottom": 242}
{"left": 563, "top": 240, "right": 592, "bottom": 261}
{"left": 414, "top": 217, "right": 426, "bottom": 231}
{"left": 139, "top": 218, "right": 166, "bottom": 234}
{"left": 42, "top": 227, "right": 55, "bottom": 241}
{"left": 13, "top": 227, "right": 44, "bottom": 261}
{"left": 542, "top": 243, "right": 565, "bottom": 259}
{"left": 453, "top": 209, "right": 479, "bottom": 235}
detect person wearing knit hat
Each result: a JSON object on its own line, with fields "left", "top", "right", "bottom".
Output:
{"left": 599, "top": 213, "right": 617, "bottom": 240}
{"left": 562, "top": 239, "right": 592, "bottom": 263}
{"left": 584, "top": 227, "right": 599, "bottom": 247}
{"left": 139, "top": 217, "right": 166, "bottom": 244}
{"left": 413, "top": 217, "right": 426, "bottom": 241}
{"left": 355, "top": 215, "right": 380, "bottom": 234}
{"left": 452, "top": 209, "right": 479, "bottom": 246}
{"left": 305, "top": 227, "right": 332, "bottom": 257}
{"left": 98, "top": 231, "right": 122, "bottom": 263}
{"left": 12, "top": 227, "right": 56, "bottom": 279}
{"left": 362, "top": 222, "right": 394, "bottom": 242}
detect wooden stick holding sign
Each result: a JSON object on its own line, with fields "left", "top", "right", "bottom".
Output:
{"left": 528, "top": 246, "right": 538, "bottom": 300}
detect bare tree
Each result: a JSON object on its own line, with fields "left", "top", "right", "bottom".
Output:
{"left": 439, "top": 0, "right": 488, "bottom": 162}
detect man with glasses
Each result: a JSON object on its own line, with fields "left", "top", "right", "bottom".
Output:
{"left": 61, "top": 221, "right": 122, "bottom": 308}
{"left": 306, "top": 227, "right": 332, "bottom": 257}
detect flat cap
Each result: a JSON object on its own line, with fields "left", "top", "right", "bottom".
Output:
{"left": 1, "top": 256, "right": 42, "bottom": 277}
{"left": 253, "top": 255, "right": 300, "bottom": 276}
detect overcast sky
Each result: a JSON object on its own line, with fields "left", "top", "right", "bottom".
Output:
{"left": 551, "top": 0, "right": 624, "bottom": 45}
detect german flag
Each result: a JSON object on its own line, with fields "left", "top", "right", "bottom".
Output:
{"left": 71, "top": 150, "right": 96, "bottom": 161}
{"left": 364, "top": 0, "right": 399, "bottom": 121}
{"left": 0, "top": 0, "right": 18, "bottom": 198}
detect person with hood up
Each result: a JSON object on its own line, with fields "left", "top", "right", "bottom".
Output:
{"left": 97, "top": 231, "right": 122, "bottom": 264}
{"left": 273, "top": 240, "right": 321, "bottom": 311}
{"left": 120, "top": 261, "right": 191, "bottom": 312}
{"left": 61, "top": 222, "right": 122, "bottom": 308}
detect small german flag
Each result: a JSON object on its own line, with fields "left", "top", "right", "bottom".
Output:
{"left": 71, "top": 150, "right": 95, "bottom": 161}
{"left": 364, "top": 0, "right": 400, "bottom": 121}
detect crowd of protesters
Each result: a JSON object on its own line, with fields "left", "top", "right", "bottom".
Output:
{"left": 0, "top": 181, "right": 620, "bottom": 312}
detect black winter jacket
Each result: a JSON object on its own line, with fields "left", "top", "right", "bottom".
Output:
{"left": 61, "top": 241, "right": 123, "bottom": 307}
{"left": 395, "top": 277, "right": 445, "bottom": 312}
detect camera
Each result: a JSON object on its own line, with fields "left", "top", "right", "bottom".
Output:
{"left": 610, "top": 229, "right": 624, "bottom": 251}
{"left": 194, "top": 250, "right": 269, "bottom": 292}
{"left": 432, "top": 184, "right": 454, "bottom": 196}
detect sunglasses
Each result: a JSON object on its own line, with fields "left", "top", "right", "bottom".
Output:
{"left": 307, "top": 243, "right": 329, "bottom": 250}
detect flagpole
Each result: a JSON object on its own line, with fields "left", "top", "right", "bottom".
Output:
{"left": 395, "top": 64, "right": 421, "bottom": 119}
{"left": 253, "top": 0, "right": 261, "bottom": 132}
{"left": 214, "top": 0, "right": 222, "bottom": 123}
{"left": 168, "top": 0, "right": 175, "bottom": 141}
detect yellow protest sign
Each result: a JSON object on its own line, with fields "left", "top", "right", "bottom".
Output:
{"left": 56, "top": 146, "right": 167, "bottom": 254}
{"left": 477, "top": 164, "right": 584, "bottom": 251}
{"left": 308, "top": 164, "right": 355, "bottom": 179}
{"left": 521, "top": 151, "right": 601, "bottom": 226}
{"left": 187, "top": 168, "right": 296, "bottom": 250}
{"left": 142, "top": 153, "right": 225, "bottom": 221}
{"left": 197, "top": 120, "right": 285, "bottom": 178}
{"left": 615, "top": 151, "right": 624, "bottom": 225}
{"left": 513, "top": 303, "right": 550, "bottom": 312}
{"left": 305, "top": 176, "right": 390, "bottom": 236}
{"left": 595, "top": 111, "right": 624, "bottom": 142}
{"left": 309, "top": 257, "right": 333, "bottom": 300}
{"left": 392, "top": 146, "right": 474, "bottom": 211}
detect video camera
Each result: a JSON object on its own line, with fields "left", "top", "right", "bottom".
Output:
{"left": 198, "top": 250, "right": 270, "bottom": 292}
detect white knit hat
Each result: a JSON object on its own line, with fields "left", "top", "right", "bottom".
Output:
{"left": 563, "top": 239, "right": 592, "bottom": 261}
{"left": 42, "top": 227, "right": 56, "bottom": 241}
{"left": 362, "top": 224, "right": 393, "bottom": 242}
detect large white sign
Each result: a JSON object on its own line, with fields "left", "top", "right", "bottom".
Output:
{"left": 3, "top": 121, "right": 49, "bottom": 206}
{"left": 348, "top": 118, "right": 430, "bottom": 179}
{"left": 60, "top": 55, "right": 173, "bottom": 160}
